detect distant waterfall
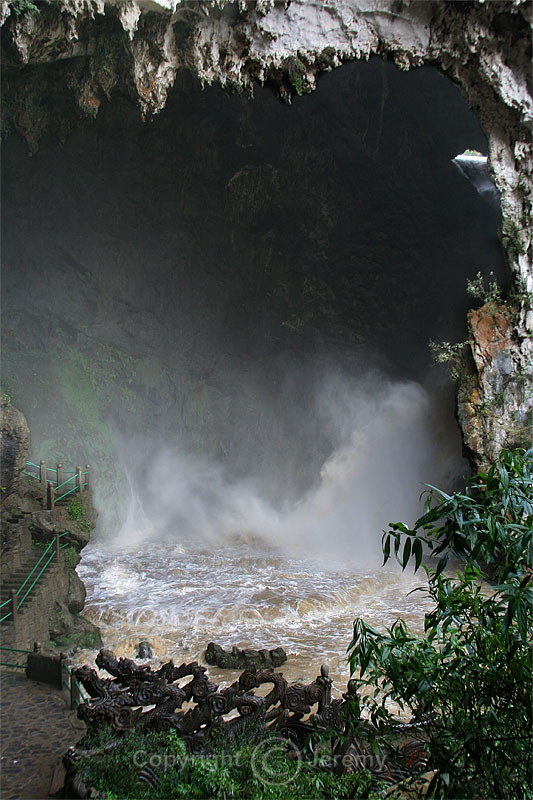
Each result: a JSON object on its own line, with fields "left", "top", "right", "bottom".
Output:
{"left": 452, "top": 152, "right": 500, "bottom": 205}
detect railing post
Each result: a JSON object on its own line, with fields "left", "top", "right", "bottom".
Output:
{"left": 56, "top": 464, "right": 63, "bottom": 488}
{"left": 55, "top": 532, "right": 60, "bottom": 558}
{"left": 10, "top": 590, "right": 17, "bottom": 626}
{"left": 59, "top": 652, "right": 69, "bottom": 702}
{"left": 85, "top": 464, "right": 91, "bottom": 490}
{"left": 40, "top": 460, "right": 46, "bottom": 489}
{"left": 70, "top": 672, "right": 77, "bottom": 710}
{"left": 76, "top": 467, "right": 83, "bottom": 494}
{"left": 47, "top": 481, "right": 55, "bottom": 511}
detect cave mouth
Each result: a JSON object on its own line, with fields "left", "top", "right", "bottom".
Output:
{"left": 2, "top": 57, "right": 505, "bottom": 545}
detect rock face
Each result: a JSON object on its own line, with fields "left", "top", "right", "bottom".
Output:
{"left": 205, "top": 641, "right": 287, "bottom": 669}
{"left": 458, "top": 300, "right": 532, "bottom": 466}
{"left": 0, "top": 399, "right": 30, "bottom": 494}
{"left": 1, "top": 0, "right": 531, "bottom": 467}
{"left": 0, "top": 423, "right": 101, "bottom": 652}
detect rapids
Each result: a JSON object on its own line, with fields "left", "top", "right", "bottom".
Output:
{"left": 74, "top": 374, "right": 461, "bottom": 686}
{"left": 76, "top": 540, "right": 433, "bottom": 687}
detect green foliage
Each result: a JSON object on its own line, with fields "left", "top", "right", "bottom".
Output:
{"left": 428, "top": 339, "right": 468, "bottom": 381}
{"left": 55, "top": 621, "right": 102, "bottom": 651}
{"left": 31, "top": 539, "right": 48, "bottom": 550}
{"left": 349, "top": 448, "right": 533, "bottom": 799}
{"left": 292, "top": 75, "right": 304, "bottom": 96}
{"left": 430, "top": 269, "right": 505, "bottom": 381}
{"left": 284, "top": 56, "right": 307, "bottom": 96}
{"left": 75, "top": 726, "right": 376, "bottom": 799}
{"left": 466, "top": 270, "right": 502, "bottom": 304}
{"left": 502, "top": 218, "right": 527, "bottom": 262}
{"left": 62, "top": 545, "right": 79, "bottom": 572}
{"left": 67, "top": 499, "right": 91, "bottom": 533}
{"left": 386, "top": 447, "right": 532, "bottom": 585}
{"left": 2, "top": 391, "right": 11, "bottom": 405}
{"left": 9, "top": 0, "right": 40, "bottom": 16}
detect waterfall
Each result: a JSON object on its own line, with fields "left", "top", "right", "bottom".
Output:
{"left": 452, "top": 152, "right": 500, "bottom": 205}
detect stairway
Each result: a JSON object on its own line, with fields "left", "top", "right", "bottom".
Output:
{"left": 2, "top": 553, "right": 58, "bottom": 617}
{"left": 0, "top": 546, "right": 59, "bottom": 650}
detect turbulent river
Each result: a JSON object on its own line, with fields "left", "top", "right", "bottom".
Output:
{"left": 74, "top": 377, "right": 461, "bottom": 687}
{"left": 76, "top": 539, "right": 433, "bottom": 688}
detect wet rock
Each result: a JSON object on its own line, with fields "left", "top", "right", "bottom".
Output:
{"left": 0, "top": 401, "right": 30, "bottom": 497}
{"left": 67, "top": 570, "right": 86, "bottom": 615}
{"left": 49, "top": 599, "right": 102, "bottom": 651}
{"left": 136, "top": 640, "right": 153, "bottom": 659}
{"left": 31, "top": 510, "right": 56, "bottom": 536}
{"left": 205, "top": 642, "right": 287, "bottom": 670}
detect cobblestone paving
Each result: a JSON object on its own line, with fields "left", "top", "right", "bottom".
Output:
{"left": 1, "top": 669, "right": 86, "bottom": 799}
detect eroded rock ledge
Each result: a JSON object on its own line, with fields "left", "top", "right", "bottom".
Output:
{"left": 1, "top": 0, "right": 531, "bottom": 466}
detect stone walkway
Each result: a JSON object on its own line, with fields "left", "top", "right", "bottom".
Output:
{"left": 0, "top": 669, "right": 86, "bottom": 799}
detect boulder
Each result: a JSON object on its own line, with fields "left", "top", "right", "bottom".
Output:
{"left": 205, "top": 642, "right": 287, "bottom": 670}
{"left": 49, "top": 599, "right": 102, "bottom": 651}
{"left": 67, "top": 571, "right": 87, "bottom": 614}
{"left": 136, "top": 640, "right": 153, "bottom": 659}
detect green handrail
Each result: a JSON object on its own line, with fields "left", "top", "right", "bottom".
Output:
{"left": 15, "top": 551, "right": 56, "bottom": 609}
{"left": 56, "top": 486, "right": 78, "bottom": 502}
{"left": 0, "top": 532, "right": 70, "bottom": 621}
{"left": 0, "top": 646, "right": 30, "bottom": 670}
{"left": 56, "top": 476, "right": 76, "bottom": 491}
{"left": 24, "top": 462, "right": 90, "bottom": 500}
{"left": 16, "top": 539, "right": 55, "bottom": 597}
{"left": 63, "top": 662, "right": 88, "bottom": 708}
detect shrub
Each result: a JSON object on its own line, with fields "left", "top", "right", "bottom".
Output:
{"left": 62, "top": 545, "right": 79, "bottom": 571}
{"left": 466, "top": 270, "right": 502, "bottom": 304}
{"left": 74, "top": 726, "right": 376, "bottom": 799}
{"left": 348, "top": 448, "right": 533, "bottom": 798}
{"left": 67, "top": 498, "right": 91, "bottom": 533}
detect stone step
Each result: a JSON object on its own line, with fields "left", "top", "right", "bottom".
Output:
{"left": 1, "top": 567, "right": 59, "bottom": 594}
{"left": 0, "top": 558, "right": 60, "bottom": 625}
{"left": 1, "top": 581, "right": 56, "bottom": 599}
{"left": 3, "top": 563, "right": 60, "bottom": 581}
{"left": 1, "top": 565, "right": 59, "bottom": 587}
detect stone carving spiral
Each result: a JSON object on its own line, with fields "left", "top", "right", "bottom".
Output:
{"left": 74, "top": 648, "right": 353, "bottom": 747}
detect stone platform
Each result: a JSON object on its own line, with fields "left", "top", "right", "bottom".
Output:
{"left": 0, "top": 669, "right": 85, "bottom": 799}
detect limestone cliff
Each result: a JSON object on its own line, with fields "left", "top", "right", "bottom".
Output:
{"left": 1, "top": 0, "right": 531, "bottom": 466}
{"left": 1, "top": 404, "right": 101, "bottom": 652}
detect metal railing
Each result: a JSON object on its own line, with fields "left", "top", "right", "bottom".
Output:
{"left": 0, "top": 645, "right": 31, "bottom": 669}
{"left": 22, "top": 461, "right": 91, "bottom": 509}
{"left": 0, "top": 532, "right": 71, "bottom": 624}
{"left": 63, "top": 662, "right": 89, "bottom": 709}
{"left": 1, "top": 646, "right": 89, "bottom": 711}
